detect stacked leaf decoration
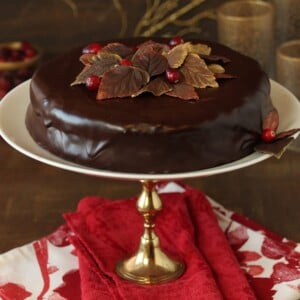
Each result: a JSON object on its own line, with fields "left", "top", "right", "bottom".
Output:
{"left": 71, "top": 40, "right": 234, "bottom": 101}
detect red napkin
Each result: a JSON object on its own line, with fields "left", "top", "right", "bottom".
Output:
{"left": 64, "top": 183, "right": 257, "bottom": 300}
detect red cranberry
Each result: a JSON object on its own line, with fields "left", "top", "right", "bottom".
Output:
{"left": 120, "top": 59, "right": 133, "bottom": 66}
{"left": 169, "top": 36, "right": 184, "bottom": 47}
{"left": 24, "top": 47, "right": 37, "bottom": 59}
{"left": 166, "top": 68, "right": 180, "bottom": 83}
{"left": 20, "top": 41, "right": 32, "bottom": 50}
{"left": 82, "top": 43, "right": 102, "bottom": 55}
{"left": 10, "top": 49, "right": 24, "bottom": 61}
{"left": 262, "top": 128, "right": 276, "bottom": 142}
{"left": 0, "top": 47, "right": 11, "bottom": 60}
{"left": 85, "top": 75, "right": 100, "bottom": 91}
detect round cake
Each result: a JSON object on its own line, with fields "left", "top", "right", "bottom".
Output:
{"left": 26, "top": 37, "right": 273, "bottom": 173}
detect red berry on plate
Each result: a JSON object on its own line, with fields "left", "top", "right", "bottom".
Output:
{"left": 169, "top": 36, "right": 184, "bottom": 47}
{"left": 85, "top": 75, "right": 100, "bottom": 91}
{"left": 10, "top": 49, "right": 24, "bottom": 61}
{"left": 20, "top": 41, "right": 32, "bottom": 50}
{"left": 120, "top": 58, "right": 133, "bottom": 66}
{"left": 262, "top": 128, "right": 276, "bottom": 142}
{"left": 0, "top": 47, "right": 11, "bottom": 61}
{"left": 24, "top": 47, "right": 37, "bottom": 59}
{"left": 166, "top": 68, "right": 180, "bottom": 83}
{"left": 82, "top": 43, "right": 102, "bottom": 54}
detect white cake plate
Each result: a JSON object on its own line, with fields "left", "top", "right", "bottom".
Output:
{"left": 1, "top": 79, "right": 300, "bottom": 284}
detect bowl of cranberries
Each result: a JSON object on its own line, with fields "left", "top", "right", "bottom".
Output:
{"left": 0, "top": 41, "right": 40, "bottom": 100}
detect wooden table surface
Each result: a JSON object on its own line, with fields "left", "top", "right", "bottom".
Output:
{"left": 0, "top": 136, "right": 299, "bottom": 254}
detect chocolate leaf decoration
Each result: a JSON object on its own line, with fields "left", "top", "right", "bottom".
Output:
{"left": 255, "top": 137, "right": 294, "bottom": 158}
{"left": 255, "top": 128, "right": 300, "bottom": 158}
{"left": 214, "top": 73, "right": 237, "bottom": 79}
{"left": 164, "top": 43, "right": 188, "bottom": 68}
{"left": 137, "top": 40, "right": 169, "bottom": 54}
{"left": 132, "top": 46, "right": 169, "bottom": 76}
{"left": 186, "top": 43, "right": 211, "bottom": 56}
{"left": 79, "top": 53, "right": 95, "bottom": 65}
{"left": 102, "top": 42, "right": 134, "bottom": 58}
{"left": 97, "top": 66, "right": 150, "bottom": 100}
{"left": 71, "top": 52, "right": 121, "bottom": 86}
{"left": 166, "top": 82, "right": 199, "bottom": 100}
{"left": 133, "top": 76, "right": 172, "bottom": 97}
{"left": 263, "top": 108, "right": 279, "bottom": 131}
{"left": 200, "top": 54, "right": 231, "bottom": 64}
{"left": 275, "top": 128, "right": 300, "bottom": 140}
{"left": 181, "top": 53, "right": 219, "bottom": 88}
{"left": 208, "top": 64, "right": 225, "bottom": 74}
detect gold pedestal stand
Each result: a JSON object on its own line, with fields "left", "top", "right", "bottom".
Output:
{"left": 116, "top": 180, "right": 185, "bottom": 284}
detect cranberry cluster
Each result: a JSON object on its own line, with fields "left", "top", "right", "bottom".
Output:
{"left": 0, "top": 41, "right": 37, "bottom": 63}
{"left": 0, "top": 41, "right": 38, "bottom": 100}
{"left": 83, "top": 36, "right": 185, "bottom": 91}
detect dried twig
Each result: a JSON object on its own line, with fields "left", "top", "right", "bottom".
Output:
{"left": 61, "top": 0, "right": 78, "bottom": 17}
{"left": 112, "top": 0, "right": 128, "bottom": 37}
{"left": 134, "top": 0, "right": 213, "bottom": 37}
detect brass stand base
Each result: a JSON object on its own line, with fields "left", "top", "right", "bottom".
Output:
{"left": 115, "top": 181, "right": 185, "bottom": 284}
{"left": 116, "top": 244, "right": 185, "bottom": 284}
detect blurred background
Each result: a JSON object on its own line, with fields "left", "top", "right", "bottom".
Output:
{"left": 0, "top": 0, "right": 299, "bottom": 96}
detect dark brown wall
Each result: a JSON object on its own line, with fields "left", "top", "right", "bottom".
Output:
{"left": 0, "top": 0, "right": 221, "bottom": 56}
{"left": 1, "top": 0, "right": 299, "bottom": 68}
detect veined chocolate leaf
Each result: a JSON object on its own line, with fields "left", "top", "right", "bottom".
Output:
{"left": 102, "top": 42, "right": 134, "bottom": 58}
{"left": 186, "top": 43, "right": 211, "bottom": 56}
{"left": 137, "top": 40, "right": 169, "bottom": 54}
{"left": 208, "top": 64, "right": 225, "bottom": 74}
{"left": 97, "top": 66, "right": 150, "bottom": 100}
{"left": 263, "top": 108, "right": 279, "bottom": 131}
{"left": 79, "top": 53, "right": 95, "bottom": 65}
{"left": 166, "top": 82, "right": 199, "bottom": 100}
{"left": 255, "top": 137, "right": 294, "bottom": 159}
{"left": 200, "top": 54, "right": 231, "bottom": 64}
{"left": 133, "top": 77, "right": 172, "bottom": 97}
{"left": 71, "top": 52, "right": 121, "bottom": 86}
{"left": 275, "top": 128, "right": 300, "bottom": 140}
{"left": 164, "top": 43, "right": 189, "bottom": 68}
{"left": 132, "top": 46, "right": 169, "bottom": 76}
{"left": 181, "top": 53, "right": 218, "bottom": 89}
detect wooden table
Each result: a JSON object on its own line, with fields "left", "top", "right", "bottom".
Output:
{"left": 0, "top": 136, "right": 299, "bottom": 254}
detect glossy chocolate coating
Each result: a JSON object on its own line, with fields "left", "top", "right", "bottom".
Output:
{"left": 26, "top": 38, "right": 271, "bottom": 173}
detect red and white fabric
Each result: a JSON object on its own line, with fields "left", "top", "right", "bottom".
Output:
{"left": 0, "top": 182, "right": 299, "bottom": 300}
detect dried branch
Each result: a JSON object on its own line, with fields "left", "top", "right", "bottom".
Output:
{"left": 175, "top": 27, "right": 203, "bottom": 37}
{"left": 112, "top": 0, "right": 128, "bottom": 37}
{"left": 61, "top": 0, "right": 78, "bottom": 17}
{"left": 173, "top": 9, "right": 216, "bottom": 27}
{"left": 134, "top": 0, "right": 210, "bottom": 37}
{"left": 134, "top": 0, "right": 161, "bottom": 36}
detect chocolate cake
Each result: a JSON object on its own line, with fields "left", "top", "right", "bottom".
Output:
{"left": 25, "top": 38, "right": 274, "bottom": 173}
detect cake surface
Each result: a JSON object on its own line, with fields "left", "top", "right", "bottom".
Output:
{"left": 26, "top": 38, "right": 273, "bottom": 173}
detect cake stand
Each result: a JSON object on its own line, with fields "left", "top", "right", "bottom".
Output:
{"left": 1, "top": 80, "right": 300, "bottom": 285}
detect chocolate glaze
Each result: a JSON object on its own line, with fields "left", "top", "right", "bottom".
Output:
{"left": 26, "top": 38, "right": 272, "bottom": 173}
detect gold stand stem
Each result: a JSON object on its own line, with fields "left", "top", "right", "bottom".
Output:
{"left": 116, "top": 180, "right": 185, "bottom": 284}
